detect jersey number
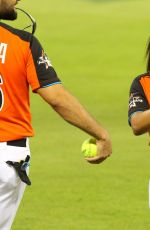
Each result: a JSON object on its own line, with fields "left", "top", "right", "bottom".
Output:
{"left": 0, "top": 75, "right": 4, "bottom": 111}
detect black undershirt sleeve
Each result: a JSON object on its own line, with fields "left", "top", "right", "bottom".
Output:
{"left": 30, "top": 36, "right": 61, "bottom": 87}
{"left": 128, "top": 76, "right": 149, "bottom": 125}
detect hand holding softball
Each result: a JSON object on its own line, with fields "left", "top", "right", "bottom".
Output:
{"left": 82, "top": 135, "right": 112, "bottom": 164}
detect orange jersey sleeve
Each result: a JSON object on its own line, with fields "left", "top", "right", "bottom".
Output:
{"left": 0, "top": 22, "right": 61, "bottom": 141}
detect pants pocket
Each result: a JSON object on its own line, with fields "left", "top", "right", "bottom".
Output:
{"left": 0, "top": 162, "right": 20, "bottom": 189}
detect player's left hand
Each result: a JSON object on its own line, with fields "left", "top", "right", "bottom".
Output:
{"left": 85, "top": 135, "right": 112, "bottom": 164}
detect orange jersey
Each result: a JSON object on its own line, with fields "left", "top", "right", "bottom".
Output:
{"left": 0, "top": 22, "right": 61, "bottom": 141}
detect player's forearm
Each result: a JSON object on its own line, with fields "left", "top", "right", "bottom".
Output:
{"left": 37, "top": 86, "right": 109, "bottom": 141}
{"left": 52, "top": 93, "right": 109, "bottom": 141}
{"left": 131, "top": 110, "right": 150, "bottom": 135}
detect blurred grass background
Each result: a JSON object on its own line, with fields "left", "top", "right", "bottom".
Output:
{"left": 8, "top": 0, "right": 150, "bottom": 229}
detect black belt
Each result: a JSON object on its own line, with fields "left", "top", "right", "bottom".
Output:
{"left": 7, "top": 138, "right": 27, "bottom": 147}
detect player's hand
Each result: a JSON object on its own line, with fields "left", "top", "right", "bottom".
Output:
{"left": 85, "top": 135, "right": 112, "bottom": 164}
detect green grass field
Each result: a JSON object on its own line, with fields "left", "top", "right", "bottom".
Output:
{"left": 10, "top": 0, "right": 150, "bottom": 229}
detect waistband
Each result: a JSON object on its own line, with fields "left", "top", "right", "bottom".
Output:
{"left": 7, "top": 138, "right": 27, "bottom": 147}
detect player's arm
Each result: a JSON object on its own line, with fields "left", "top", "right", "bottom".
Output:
{"left": 130, "top": 110, "right": 150, "bottom": 135}
{"left": 37, "top": 85, "right": 112, "bottom": 164}
{"left": 128, "top": 77, "right": 150, "bottom": 135}
{"left": 27, "top": 36, "right": 112, "bottom": 163}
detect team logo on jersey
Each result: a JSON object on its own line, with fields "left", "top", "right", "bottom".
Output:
{"left": 0, "top": 43, "right": 7, "bottom": 64}
{"left": 37, "top": 51, "right": 52, "bottom": 69}
{"left": 129, "top": 93, "right": 143, "bottom": 108}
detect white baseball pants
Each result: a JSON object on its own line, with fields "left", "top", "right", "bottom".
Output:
{"left": 0, "top": 139, "right": 30, "bottom": 230}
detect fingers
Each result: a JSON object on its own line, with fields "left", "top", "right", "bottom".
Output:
{"left": 85, "top": 155, "right": 109, "bottom": 164}
{"left": 85, "top": 138, "right": 112, "bottom": 164}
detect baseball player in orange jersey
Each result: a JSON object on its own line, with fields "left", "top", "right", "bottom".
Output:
{"left": 0, "top": 0, "right": 112, "bottom": 229}
{"left": 128, "top": 39, "right": 150, "bottom": 135}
